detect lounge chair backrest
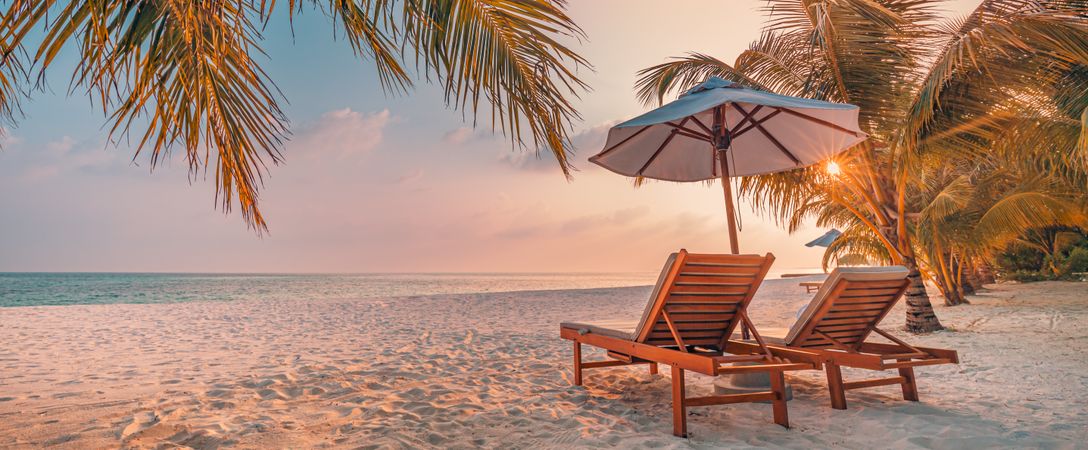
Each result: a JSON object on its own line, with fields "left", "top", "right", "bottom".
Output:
{"left": 784, "top": 266, "right": 911, "bottom": 348}
{"left": 633, "top": 249, "right": 775, "bottom": 350}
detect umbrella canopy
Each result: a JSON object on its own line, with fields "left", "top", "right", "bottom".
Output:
{"left": 805, "top": 229, "right": 843, "bottom": 248}
{"left": 591, "top": 77, "right": 867, "bottom": 255}
{"left": 591, "top": 77, "right": 867, "bottom": 180}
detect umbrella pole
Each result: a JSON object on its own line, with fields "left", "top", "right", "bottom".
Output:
{"left": 719, "top": 157, "right": 740, "bottom": 255}
{"left": 718, "top": 150, "right": 748, "bottom": 340}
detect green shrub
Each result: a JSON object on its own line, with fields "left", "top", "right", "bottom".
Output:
{"left": 1059, "top": 247, "right": 1088, "bottom": 279}
{"left": 996, "top": 244, "right": 1046, "bottom": 274}
{"left": 1006, "top": 270, "right": 1048, "bottom": 282}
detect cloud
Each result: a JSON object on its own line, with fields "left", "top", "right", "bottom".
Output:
{"left": 496, "top": 121, "right": 618, "bottom": 173}
{"left": 497, "top": 149, "right": 562, "bottom": 172}
{"left": 490, "top": 205, "right": 652, "bottom": 240}
{"left": 442, "top": 126, "right": 475, "bottom": 145}
{"left": 290, "top": 108, "right": 391, "bottom": 160}
{"left": 46, "top": 136, "right": 77, "bottom": 153}
{"left": 570, "top": 121, "right": 617, "bottom": 154}
{"left": 1, "top": 130, "right": 22, "bottom": 147}
{"left": 393, "top": 168, "right": 425, "bottom": 185}
{"left": 11, "top": 136, "right": 126, "bottom": 182}
{"left": 559, "top": 206, "right": 650, "bottom": 233}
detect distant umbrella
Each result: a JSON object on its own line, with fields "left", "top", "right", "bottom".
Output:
{"left": 805, "top": 229, "right": 843, "bottom": 248}
{"left": 591, "top": 77, "right": 867, "bottom": 254}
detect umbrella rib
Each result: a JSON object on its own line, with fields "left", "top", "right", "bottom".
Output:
{"left": 733, "top": 104, "right": 802, "bottom": 166}
{"left": 776, "top": 108, "right": 864, "bottom": 136}
{"left": 729, "top": 105, "right": 764, "bottom": 135}
{"left": 670, "top": 127, "right": 713, "bottom": 142}
{"left": 732, "top": 109, "right": 783, "bottom": 139}
{"left": 690, "top": 116, "right": 713, "bottom": 136}
{"left": 593, "top": 125, "right": 652, "bottom": 159}
{"left": 664, "top": 121, "right": 712, "bottom": 141}
{"left": 637, "top": 129, "right": 682, "bottom": 176}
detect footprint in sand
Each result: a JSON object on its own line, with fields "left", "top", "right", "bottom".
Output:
{"left": 121, "top": 411, "right": 160, "bottom": 439}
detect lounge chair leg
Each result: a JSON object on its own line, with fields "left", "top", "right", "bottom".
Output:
{"left": 649, "top": 362, "right": 658, "bottom": 375}
{"left": 671, "top": 366, "right": 687, "bottom": 438}
{"left": 769, "top": 369, "right": 789, "bottom": 428}
{"left": 898, "top": 365, "right": 919, "bottom": 402}
{"left": 573, "top": 341, "right": 582, "bottom": 386}
{"left": 825, "top": 362, "right": 847, "bottom": 410}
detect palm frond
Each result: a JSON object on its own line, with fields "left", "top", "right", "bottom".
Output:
{"left": 0, "top": 0, "right": 590, "bottom": 228}
{"left": 974, "top": 178, "right": 1085, "bottom": 249}
{"left": 401, "top": 0, "right": 589, "bottom": 177}
{"left": 634, "top": 52, "right": 764, "bottom": 106}
{"left": 905, "top": 1, "right": 1088, "bottom": 153}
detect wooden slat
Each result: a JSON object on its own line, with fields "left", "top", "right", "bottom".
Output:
{"left": 843, "top": 376, "right": 906, "bottom": 390}
{"left": 823, "top": 310, "right": 883, "bottom": 320}
{"left": 800, "top": 336, "right": 860, "bottom": 348}
{"left": 606, "top": 351, "right": 632, "bottom": 363}
{"left": 834, "top": 295, "right": 898, "bottom": 305}
{"left": 815, "top": 323, "right": 872, "bottom": 333}
{"left": 819, "top": 317, "right": 878, "bottom": 326}
{"left": 665, "top": 295, "right": 744, "bottom": 306}
{"left": 828, "top": 303, "right": 891, "bottom": 312}
{"left": 664, "top": 304, "right": 739, "bottom": 313}
{"left": 670, "top": 284, "right": 751, "bottom": 294}
{"left": 647, "top": 337, "right": 722, "bottom": 346}
{"left": 677, "top": 271, "right": 756, "bottom": 279}
{"left": 666, "top": 313, "right": 737, "bottom": 322}
{"left": 581, "top": 360, "right": 636, "bottom": 369}
{"left": 648, "top": 330, "right": 723, "bottom": 340}
{"left": 683, "top": 253, "right": 769, "bottom": 265}
{"left": 560, "top": 327, "right": 718, "bottom": 375}
{"left": 840, "top": 288, "right": 903, "bottom": 297}
{"left": 880, "top": 358, "right": 954, "bottom": 369}
{"left": 684, "top": 392, "right": 776, "bottom": 406}
{"left": 828, "top": 302, "right": 893, "bottom": 313}
{"left": 652, "top": 322, "right": 726, "bottom": 332}
{"left": 680, "top": 264, "right": 762, "bottom": 276}
{"left": 674, "top": 275, "right": 759, "bottom": 285}
{"left": 825, "top": 308, "right": 888, "bottom": 318}
{"left": 712, "top": 354, "right": 769, "bottom": 364}
{"left": 820, "top": 330, "right": 866, "bottom": 339}
{"left": 844, "top": 280, "right": 909, "bottom": 289}
{"left": 858, "top": 342, "right": 959, "bottom": 363}
{"left": 715, "top": 362, "right": 815, "bottom": 374}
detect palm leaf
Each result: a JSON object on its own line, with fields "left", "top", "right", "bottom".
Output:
{"left": 0, "top": 0, "right": 590, "bottom": 229}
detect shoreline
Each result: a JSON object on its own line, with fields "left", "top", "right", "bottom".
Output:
{"left": 2, "top": 279, "right": 1085, "bottom": 448}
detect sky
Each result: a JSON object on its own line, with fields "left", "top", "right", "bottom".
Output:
{"left": 0, "top": 0, "right": 983, "bottom": 273}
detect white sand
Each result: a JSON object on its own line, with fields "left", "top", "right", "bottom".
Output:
{"left": 1, "top": 278, "right": 1086, "bottom": 448}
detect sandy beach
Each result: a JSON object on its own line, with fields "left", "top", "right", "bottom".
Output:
{"left": 1, "top": 277, "right": 1086, "bottom": 449}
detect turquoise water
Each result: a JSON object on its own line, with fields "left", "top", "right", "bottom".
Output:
{"left": 0, "top": 272, "right": 659, "bottom": 307}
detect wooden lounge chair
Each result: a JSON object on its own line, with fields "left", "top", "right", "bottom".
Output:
{"left": 732, "top": 266, "right": 959, "bottom": 410}
{"left": 559, "top": 250, "right": 821, "bottom": 437}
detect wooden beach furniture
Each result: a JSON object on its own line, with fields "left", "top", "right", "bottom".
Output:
{"left": 733, "top": 267, "right": 959, "bottom": 410}
{"left": 559, "top": 250, "right": 821, "bottom": 437}
{"left": 800, "top": 280, "right": 822, "bottom": 293}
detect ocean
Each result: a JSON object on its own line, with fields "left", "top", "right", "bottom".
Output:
{"left": 0, "top": 272, "right": 660, "bottom": 307}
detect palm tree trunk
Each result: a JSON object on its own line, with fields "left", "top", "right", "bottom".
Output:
{"left": 964, "top": 258, "right": 982, "bottom": 293}
{"left": 903, "top": 257, "right": 943, "bottom": 332}
{"left": 977, "top": 261, "right": 996, "bottom": 284}
{"left": 953, "top": 258, "right": 970, "bottom": 305}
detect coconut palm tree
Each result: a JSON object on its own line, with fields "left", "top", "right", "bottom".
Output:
{"left": 0, "top": 0, "right": 589, "bottom": 231}
{"left": 907, "top": 154, "right": 1086, "bottom": 305}
{"left": 636, "top": 0, "right": 1088, "bottom": 332}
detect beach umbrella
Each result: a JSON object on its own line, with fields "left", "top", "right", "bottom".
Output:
{"left": 805, "top": 229, "right": 843, "bottom": 248}
{"left": 591, "top": 77, "right": 867, "bottom": 254}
